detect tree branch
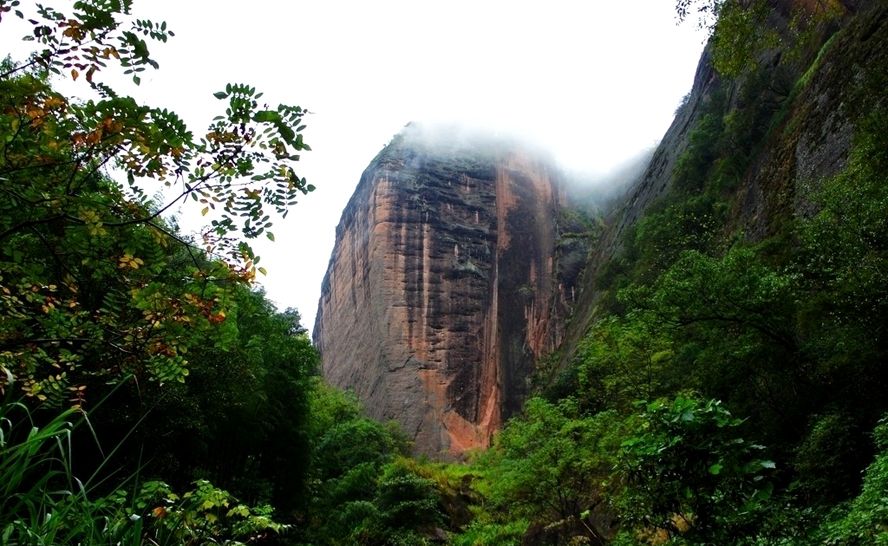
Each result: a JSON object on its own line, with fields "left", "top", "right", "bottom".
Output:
{"left": 0, "top": 214, "right": 65, "bottom": 242}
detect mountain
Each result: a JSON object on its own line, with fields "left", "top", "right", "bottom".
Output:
{"left": 556, "top": 0, "right": 886, "bottom": 372}
{"left": 313, "top": 126, "right": 590, "bottom": 457}
{"left": 315, "top": 0, "right": 887, "bottom": 463}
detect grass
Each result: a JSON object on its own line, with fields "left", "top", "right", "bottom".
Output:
{"left": 0, "top": 394, "right": 289, "bottom": 545}
{"left": 0, "top": 399, "right": 111, "bottom": 544}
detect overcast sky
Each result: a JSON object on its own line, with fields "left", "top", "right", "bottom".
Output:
{"left": 3, "top": 1, "right": 707, "bottom": 333}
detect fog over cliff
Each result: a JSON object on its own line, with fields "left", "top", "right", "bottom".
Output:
{"left": 0, "top": 2, "right": 708, "bottom": 331}
{"left": 315, "top": 125, "right": 590, "bottom": 456}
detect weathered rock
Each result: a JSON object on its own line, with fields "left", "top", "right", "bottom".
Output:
{"left": 314, "top": 126, "right": 584, "bottom": 458}
{"left": 556, "top": 0, "right": 885, "bottom": 374}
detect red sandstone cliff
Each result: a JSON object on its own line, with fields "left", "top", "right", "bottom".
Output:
{"left": 313, "top": 126, "right": 585, "bottom": 458}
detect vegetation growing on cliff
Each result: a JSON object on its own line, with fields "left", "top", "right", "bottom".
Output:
{"left": 499, "top": 1, "right": 888, "bottom": 542}
{"left": 1, "top": 0, "right": 886, "bottom": 545}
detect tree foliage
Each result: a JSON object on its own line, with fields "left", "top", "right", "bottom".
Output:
{"left": 614, "top": 396, "right": 775, "bottom": 543}
{"left": 0, "top": 0, "right": 312, "bottom": 402}
{"left": 0, "top": 397, "right": 290, "bottom": 545}
{"left": 482, "top": 398, "right": 625, "bottom": 526}
{"left": 819, "top": 415, "right": 888, "bottom": 545}
{"left": 0, "top": 0, "right": 324, "bottom": 543}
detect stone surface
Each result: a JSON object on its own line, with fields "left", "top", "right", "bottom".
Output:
{"left": 557, "top": 0, "right": 885, "bottom": 372}
{"left": 314, "top": 126, "right": 584, "bottom": 458}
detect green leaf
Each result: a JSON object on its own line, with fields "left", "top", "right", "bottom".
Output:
{"left": 213, "top": 91, "right": 228, "bottom": 99}
{"left": 266, "top": 232, "right": 275, "bottom": 242}
{"left": 708, "top": 463, "right": 723, "bottom": 475}
{"left": 278, "top": 125, "right": 295, "bottom": 142}
{"left": 253, "top": 110, "right": 281, "bottom": 123}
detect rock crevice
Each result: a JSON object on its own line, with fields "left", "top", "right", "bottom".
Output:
{"left": 314, "top": 127, "right": 582, "bottom": 458}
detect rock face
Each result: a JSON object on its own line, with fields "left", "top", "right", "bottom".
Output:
{"left": 557, "top": 0, "right": 884, "bottom": 369}
{"left": 314, "top": 126, "right": 583, "bottom": 458}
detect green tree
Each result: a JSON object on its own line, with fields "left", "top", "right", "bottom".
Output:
{"left": 303, "top": 387, "right": 410, "bottom": 545}
{"left": 673, "top": 0, "right": 778, "bottom": 77}
{"left": 0, "top": 0, "right": 312, "bottom": 401}
{"left": 348, "top": 460, "right": 445, "bottom": 546}
{"left": 619, "top": 247, "right": 807, "bottom": 442}
{"left": 576, "top": 315, "right": 677, "bottom": 413}
{"left": 819, "top": 415, "right": 888, "bottom": 545}
{"left": 614, "top": 396, "right": 774, "bottom": 543}
{"left": 481, "top": 398, "right": 626, "bottom": 541}
{"left": 90, "top": 286, "right": 319, "bottom": 512}
{"left": 795, "top": 107, "right": 888, "bottom": 414}
{"left": 0, "top": 0, "right": 317, "bottom": 542}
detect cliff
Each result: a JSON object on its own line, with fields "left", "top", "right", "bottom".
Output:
{"left": 314, "top": 0, "right": 886, "bottom": 461}
{"left": 556, "top": 0, "right": 885, "bottom": 369}
{"left": 313, "top": 127, "right": 587, "bottom": 458}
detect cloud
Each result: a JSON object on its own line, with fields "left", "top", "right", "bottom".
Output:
{"left": 0, "top": 1, "right": 707, "bottom": 333}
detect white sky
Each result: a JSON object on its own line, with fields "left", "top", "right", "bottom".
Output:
{"left": 3, "top": 1, "right": 707, "bottom": 333}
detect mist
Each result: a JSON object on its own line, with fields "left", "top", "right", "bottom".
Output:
{"left": 0, "top": 1, "right": 709, "bottom": 333}
{"left": 563, "top": 147, "right": 658, "bottom": 207}
{"left": 392, "top": 121, "right": 657, "bottom": 214}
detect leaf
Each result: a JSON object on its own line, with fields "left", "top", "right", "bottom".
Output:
{"left": 708, "top": 463, "right": 723, "bottom": 475}
{"left": 278, "top": 125, "right": 295, "bottom": 142}
{"left": 253, "top": 110, "right": 281, "bottom": 123}
{"left": 266, "top": 232, "right": 275, "bottom": 242}
{"left": 213, "top": 91, "right": 228, "bottom": 99}
{"left": 201, "top": 207, "right": 209, "bottom": 216}
{"left": 257, "top": 267, "right": 267, "bottom": 276}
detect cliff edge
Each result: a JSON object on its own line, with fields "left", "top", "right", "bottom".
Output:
{"left": 314, "top": 126, "right": 586, "bottom": 457}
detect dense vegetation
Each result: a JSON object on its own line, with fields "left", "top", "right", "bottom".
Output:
{"left": 1, "top": 0, "right": 886, "bottom": 545}
{"left": 472, "top": 1, "right": 888, "bottom": 543}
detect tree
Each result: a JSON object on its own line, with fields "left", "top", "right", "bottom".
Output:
{"left": 617, "top": 247, "right": 809, "bottom": 443}
{"left": 303, "top": 391, "right": 412, "bottom": 545}
{"left": 576, "top": 315, "right": 678, "bottom": 413}
{"left": 482, "top": 398, "right": 627, "bottom": 541}
{"left": 674, "top": 0, "right": 725, "bottom": 33}
{"left": 819, "top": 415, "right": 888, "bottom": 545}
{"left": 614, "top": 396, "right": 775, "bottom": 543}
{"left": 0, "top": 0, "right": 312, "bottom": 401}
{"left": 673, "top": 0, "right": 782, "bottom": 77}
{"left": 0, "top": 1, "right": 317, "bottom": 542}
{"left": 87, "top": 286, "right": 319, "bottom": 512}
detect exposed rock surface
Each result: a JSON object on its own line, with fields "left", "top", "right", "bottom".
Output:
{"left": 557, "top": 0, "right": 884, "bottom": 366}
{"left": 315, "top": 0, "right": 885, "bottom": 460}
{"left": 314, "top": 127, "right": 586, "bottom": 458}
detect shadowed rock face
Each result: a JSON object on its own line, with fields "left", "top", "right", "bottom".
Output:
{"left": 556, "top": 0, "right": 884, "bottom": 368}
{"left": 314, "top": 127, "right": 583, "bottom": 458}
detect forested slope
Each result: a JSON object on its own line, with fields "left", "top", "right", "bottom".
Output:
{"left": 1, "top": 0, "right": 886, "bottom": 545}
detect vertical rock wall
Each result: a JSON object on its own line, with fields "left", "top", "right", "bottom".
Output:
{"left": 314, "top": 127, "right": 580, "bottom": 458}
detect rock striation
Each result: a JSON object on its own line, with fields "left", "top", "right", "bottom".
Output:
{"left": 314, "top": 126, "right": 585, "bottom": 458}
